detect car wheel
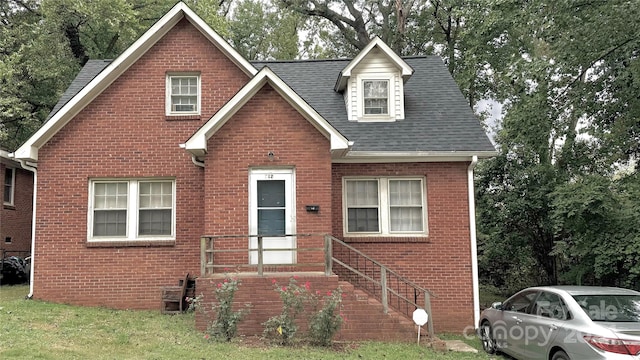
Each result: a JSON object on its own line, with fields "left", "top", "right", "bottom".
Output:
{"left": 480, "top": 321, "right": 497, "bottom": 354}
{"left": 551, "top": 350, "right": 570, "bottom": 360}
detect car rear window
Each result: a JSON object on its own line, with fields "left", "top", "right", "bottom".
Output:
{"left": 573, "top": 295, "right": 640, "bottom": 322}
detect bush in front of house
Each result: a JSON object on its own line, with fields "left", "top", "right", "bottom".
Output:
{"left": 189, "top": 275, "right": 251, "bottom": 342}
{"left": 262, "top": 277, "right": 311, "bottom": 345}
{"left": 308, "top": 288, "right": 345, "bottom": 347}
{"left": 263, "top": 276, "right": 344, "bottom": 347}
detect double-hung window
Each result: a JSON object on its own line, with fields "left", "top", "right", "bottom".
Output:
{"left": 89, "top": 179, "right": 175, "bottom": 241}
{"left": 363, "top": 80, "right": 389, "bottom": 115}
{"left": 166, "top": 74, "right": 200, "bottom": 115}
{"left": 4, "top": 167, "right": 14, "bottom": 206}
{"left": 344, "top": 177, "right": 426, "bottom": 236}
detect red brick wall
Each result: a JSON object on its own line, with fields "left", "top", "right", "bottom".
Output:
{"left": 195, "top": 274, "right": 417, "bottom": 341}
{"left": 202, "top": 83, "right": 332, "bottom": 267}
{"left": 331, "top": 162, "right": 474, "bottom": 333}
{"left": 29, "top": 17, "right": 476, "bottom": 336}
{"left": 33, "top": 18, "right": 249, "bottom": 309}
{"left": 1, "top": 162, "right": 34, "bottom": 255}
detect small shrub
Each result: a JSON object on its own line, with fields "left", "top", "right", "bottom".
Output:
{"left": 262, "top": 277, "right": 311, "bottom": 345}
{"left": 308, "top": 289, "right": 344, "bottom": 346}
{"left": 189, "top": 275, "right": 250, "bottom": 342}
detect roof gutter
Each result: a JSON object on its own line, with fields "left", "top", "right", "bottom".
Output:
{"left": 9, "top": 153, "right": 37, "bottom": 299}
{"left": 467, "top": 155, "right": 480, "bottom": 328}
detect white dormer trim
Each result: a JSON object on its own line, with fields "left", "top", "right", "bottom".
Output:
{"left": 13, "top": 2, "right": 257, "bottom": 162}
{"left": 335, "top": 36, "right": 413, "bottom": 92}
{"left": 335, "top": 37, "right": 412, "bottom": 122}
{"left": 183, "top": 67, "right": 351, "bottom": 157}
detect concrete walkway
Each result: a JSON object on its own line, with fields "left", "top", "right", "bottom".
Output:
{"left": 445, "top": 340, "right": 479, "bottom": 353}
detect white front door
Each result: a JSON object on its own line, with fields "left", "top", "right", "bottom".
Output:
{"left": 249, "top": 169, "right": 295, "bottom": 265}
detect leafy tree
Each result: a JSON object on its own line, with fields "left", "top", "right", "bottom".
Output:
{"left": 227, "top": 0, "right": 300, "bottom": 60}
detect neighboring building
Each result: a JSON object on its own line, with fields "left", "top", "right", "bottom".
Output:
{"left": 12, "top": 2, "right": 495, "bottom": 334}
{"left": 1, "top": 148, "right": 33, "bottom": 257}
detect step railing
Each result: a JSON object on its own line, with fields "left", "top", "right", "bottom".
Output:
{"left": 200, "top": 233, "right": 434, "bottom": 335}
{"left": 327, "top": 235, "right": 435, "bottom": 336}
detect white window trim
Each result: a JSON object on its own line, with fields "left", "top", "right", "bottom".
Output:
{"left": 4, "top": 167, "right": 15, "bottom": 206}
{"left": 342, "top": 177, "right": 427, "bottom": 237}
{"left": 356, "top": 74, "right": 395, "bottom": 122}
{"left": 87, "top": 178, "right": 176, "bottom": 242}
{"left": 165, "top": 73, "right": 201, "bottom": 116}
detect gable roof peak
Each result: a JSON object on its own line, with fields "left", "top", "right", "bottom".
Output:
{"left": 13, "top": 1, "right": 256, "bottom": 162}
{"left": 334, "top": 36, "right": 414, "bottom": 92}
{"left": 184, "top": 66, "right": 350, "bottom": 157}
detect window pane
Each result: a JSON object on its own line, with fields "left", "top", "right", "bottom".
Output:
{"left": 389, "top": 180, "right": 422, "bottom": 206}
{"left": 257, "top": 180, "right": 285, "bottom": 207}
{"left": 364, "top": 80, "right": 388, "bottom": 97}
{"left": 364, "top": 99, "right": 388, "bottom": 114}
{"left": 4, "top": 168, "right": 12, "bottom": 203}
{"left": 170, "top": 76, "right": 198, "bottom": 112}
{"left": 390, "top": 207, "right": 423, "bottom": 232}
{"left": 139, "top": 209, "right": 172, "bottom": 235}
{"left": 139, "top": 181, "right": 172, "bottom": 209}
{"left": 138, "top": 182, "right": 173, "bottom": 236}
{"left": 258, "top": 209, "right": 285, "bottom": 235}
{"left": 346, "top": 180, "right": 378, "bottom": 206}
{"left": 363, "top": 80, "right": 389, "bottom": 115}
{"left": 93, "top": 210, "right": 127, "bottom": 236}
{"left": 347, "top": 208, "right": 379, "bottom": 232}
{"left": 94, "top": 182, "right": 127, "bottom": 209}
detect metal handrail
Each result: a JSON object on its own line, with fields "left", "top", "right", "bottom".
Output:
{"left": 199, "top": 233, "right": 435, "bottom": 335}
{"left": 327, "top": 234, "right": 435, "bottom": 336}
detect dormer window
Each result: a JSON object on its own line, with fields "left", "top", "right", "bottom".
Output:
{"left": 363, "top": 80, "right": 389, "bottom": 115}
{"left": 335, "top": 38, "right": 413, "bottom": 123}
{"left": 166, "top": 73, "right": 200, "bottom": 115}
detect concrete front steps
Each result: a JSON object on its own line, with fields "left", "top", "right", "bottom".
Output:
{"left": 194, "top": 273, "right": 424, "bottom": 342}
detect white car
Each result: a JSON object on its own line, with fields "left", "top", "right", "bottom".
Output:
{"left": 478, "top": 286, "right": 640, "bottom": 359}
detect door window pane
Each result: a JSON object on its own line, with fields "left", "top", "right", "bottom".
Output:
{"left": 257, "top": 180, "right": 286, "bottom": 235}
{"left": 258, "top": 180, "right": 285, "bottom": 207}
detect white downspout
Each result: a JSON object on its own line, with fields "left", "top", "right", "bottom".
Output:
{"left": 12, "top": 157, "right": 37, "bottom": 299}
{"left": 468, "top": 155, "right": 479, "bottom": 328}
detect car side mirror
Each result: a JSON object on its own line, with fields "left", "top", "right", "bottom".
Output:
{"left": 491, "top": 302, "right": 503, "bottom": 310}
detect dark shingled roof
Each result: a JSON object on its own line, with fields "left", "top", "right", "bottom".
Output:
{"left": 45, "top": 60, "right": 112, "bottom": 122}
{"left": 254, "top": 57, "right": 495, "bottom": 153}
{"left": 46, "top": 57, "right": 495, "bottom": 153}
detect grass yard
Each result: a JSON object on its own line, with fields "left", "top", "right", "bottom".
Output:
{"left": 0, "top": 285, "right": 499, "bottom": 359}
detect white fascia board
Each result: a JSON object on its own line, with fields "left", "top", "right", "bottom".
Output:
{"left": 335, "top": 37, "right": 414, "bottom": 91}
{"left": 185, "top": 67, "right": 350, "bottom": 155}
{"left": 333, "top": 150, "right": 498, "bottom": 163}
{"left": 13, "top": 2, "right": 256, "bottom": 162}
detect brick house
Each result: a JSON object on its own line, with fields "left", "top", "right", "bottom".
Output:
{"left": 1, "top": 148, "right": 34, "bottom": 259}
{"left": 12, "top": 2, "right": 495, "bottom": 336}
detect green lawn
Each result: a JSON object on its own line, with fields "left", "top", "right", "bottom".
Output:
{"left": 0, "top": 285, "right": 499, "bottom": 359}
